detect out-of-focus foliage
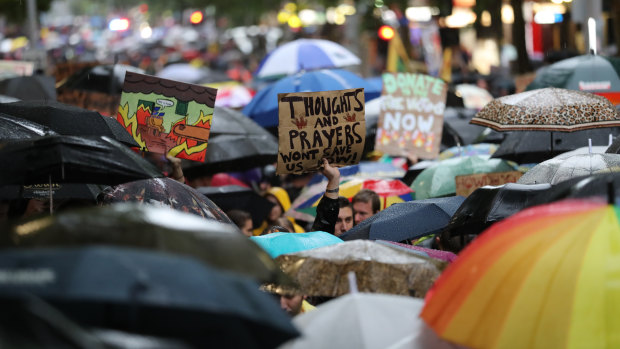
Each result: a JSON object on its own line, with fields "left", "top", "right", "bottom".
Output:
{"left": 0, "top": 0, "right": 52, "bottom": 24}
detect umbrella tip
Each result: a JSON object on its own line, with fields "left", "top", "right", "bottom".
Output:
{"left": 608, "top": 180, "right": 615, "bottom": 205}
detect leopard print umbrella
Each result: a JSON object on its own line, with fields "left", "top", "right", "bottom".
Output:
{"left": 471, "top": 88, "right": 620, "bottom": 132}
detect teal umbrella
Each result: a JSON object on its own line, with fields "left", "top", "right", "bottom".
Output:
{"left": 250, "top": 231, "right": 343, "bottom": 258}
{"left": 411, "top": 155, "right": 517, "bottom": 199}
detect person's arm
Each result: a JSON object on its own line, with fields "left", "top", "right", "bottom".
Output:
{"left": 166, "top": 154, "right": 185, "bottom": 183}
{"left": 311, "top": 159, "right": 340, "bottom": 234}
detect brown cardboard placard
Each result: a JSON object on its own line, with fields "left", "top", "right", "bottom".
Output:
{"left": 276, "top": 88, "right": 366, "bottom": 174}
{"left": 375, "top": 72, "right": 447, "bottom": 159}
{"left": 455, "top": 171, "right": 523, "bottom": 197}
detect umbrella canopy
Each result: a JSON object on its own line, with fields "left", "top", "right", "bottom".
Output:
{"left": 290, "top": 178, "right": 414, "bottom": 222}
{"left": 0, "top": 296, "right": 106, "bottom": 349}
{"left": 0, "top": 246, "right": 299, "bottom": 348}
{"left": 276, "top": 240, "right": 445, "bottom": 297}
{"left": 97, "top": 177, "right": 232, "bottom": 223}
{"left": 0, "top": 113, "right": 57, "bottom": 141}
{"left": 255, "top": 39, "right": 361, "bottom": 79}
{"left": 182, "top": 107, "right": 278, "bottom": 176}
{"left": 305, "top": 161, "right": 406, "bottom": 186}
{"left": 526, "top": 54, "right": 620, "bottom": 105}
{"left": 0, "top": 183, "right": 106, "bottom": 202}
{"left": 207, "top": 80, "right": 255, "bottom": 108}
{"left": 443, "top": 107, "right": 504, "bottom": 146}
{"left": 471, "top": 87, "right": 620, "bottom": 132}
{"left": 439, "top": 143, "right": 498, "bottom": 160}
{"left": 421, "top": 200, "right": 620, "bottom": 349}
{"left": 411, "top": 155, "right": 517, "bottom": 200}
{"left": 0, "top": 100, "right": 139, "bottom": 147}
{"left": 155, "top": 63, "right": 211, "bottom": 84}
{"left": 0, "top": 135, "right": 163, "bottom": 186}
{"left": 1, "top": 203, "right": 286, "bottom": 284}
{"left": 517, "top": 153, "right": 620, "bottom": 185}
{"left": 197, "top": 185, "right": 275, "bottom": 228}
{"left": 250, "top": 231, "right": 343, "bottom": 258}
{"left": 339, "top": 197, "right": 465, "bottom": 242}
{"left": 491, "top": 128, "right": 620, "bottom": 164}
{"left": 280, "top": 293, "right": 460, "bottom": 349}
{"left": 243, "top": 69, "right": 377, "bottom": 128}
{"left": 454, "top": 83, "right": 493, "bottom": 110}
{"left": 376, "top": 240, "right": 458, "bottom": 262}
{"left": 58, "top": 64, "right": 145, "bottom": 95}
{"left": 554, "top": 145, "right": 609, "bottom": 159}
{"left": 0, "top": 75, "right": 57, "bottom": 101}
{"left": 442, "top": 182, "right": 551, "bottom": 240}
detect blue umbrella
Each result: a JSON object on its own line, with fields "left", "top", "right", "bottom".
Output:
{"left": 250, "top": 231, "right": 343, "bottom": 258}
{"left": 340, "top": 196, "right": 466, "bottom": 242}
{"left": 0, "top": 246, "right": 298, "bottom": 348}
{"left": 243, "top": 69, "right": 380, "bottom": 128}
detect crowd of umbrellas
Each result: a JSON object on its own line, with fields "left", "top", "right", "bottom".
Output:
{"left": 2, "top": 38, "right": 620, "bottom": 349}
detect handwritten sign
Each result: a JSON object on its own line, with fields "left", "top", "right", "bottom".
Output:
{"left": 276, "top": 88, "right": 366, "bottom": 174}
{"left": 455, "top": 171, "right": 523, "bottom": 197}
{"left": 117, "top": 72, "right": 217, "bottom": 162}
{"left": 375, "top": 73, "right": 447, "bottom": 159}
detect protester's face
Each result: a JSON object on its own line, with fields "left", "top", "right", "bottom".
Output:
{"left": 335, "top": 207, "right": 353, "bottom": 236}
{"left": 241, "top": 219, "right": 253, "bottom": 237}
{"left": 353, "top": 201, "right": 374, "bottom": 225}
{"left": 280, "top": 294, "right": 304, "bottom": 316}
{"left": 266, "top": 195, "right": 282, "bottom": 221}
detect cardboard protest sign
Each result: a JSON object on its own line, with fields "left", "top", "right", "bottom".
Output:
{"left": 117, "top": 72, "right": 217, "bottom": 161}
{"left": 375, "top": 73, "right": 447, "bottom": 159}
{"left": 277, "top": 88, "right": 366, "bottom": 174}
{"left": 455, "top": 171, "right": 523, "bottom": 197}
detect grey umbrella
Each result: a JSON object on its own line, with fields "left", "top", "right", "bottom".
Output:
{"left": 518, "top": 153, "right": 620, "bottom": 185}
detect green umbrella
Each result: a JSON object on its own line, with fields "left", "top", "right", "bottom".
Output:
{"left": 411, "top": 155, "right": 516, "bottom": 199}
{"left": 526, "top": 54, "right": 620, "bottom": 92}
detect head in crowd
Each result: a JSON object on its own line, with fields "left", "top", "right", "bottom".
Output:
{"left": 280, "top": 293, "right": 306, "bottom": 316}
{"left": 265, "top": 187, "right": 291, "bottom": 223}
{"left": 351, "top": 189, "right": 380, "bottom": 225}
{"left": 227, "top": 209, "right": 253, "bottom": 237}
{"left": 261, "top": 217, "right": 294, "bottom": 235}
{"left": 335, "top": 196, "right": 353, "bottom": 236}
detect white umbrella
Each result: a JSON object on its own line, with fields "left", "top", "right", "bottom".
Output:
{"left": 256, "top": 39, "right": 361, "bottom": 78}
{"left": 279, "top": 293, "right": 463, "bottom": 349}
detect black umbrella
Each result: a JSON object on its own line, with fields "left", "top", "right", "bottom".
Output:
{"left": 0, "top": 246, "right": 299, "bottom": 348}
{"left": 197, "top": 185, "right": 275, "bottom": 228}
{"left": 0, "top": 75, "right": 57, "bottom": 101}
{"left": 524, "top": 171, "right": 620, "bottom": 207}
{"left": 491, "top": 128, "right": 620, "bottom": 164}
{"left": 0, "top": 100, "right": 139, "bottom": 147}
{"left": 441, "top": 182, "right": 551, "bottom": 239}
{"left": 183, "top": 107, "right": 278, "bottom": 176}
{"left": 57, "top": 64, "right": 145, "bottom": 95}
{"left": 0, "top": 113, "right": 57, "bottom": 141}
{"left": 0, "top": 296, "right": 105, "bottom": 349}
{"left": 442, "top": 107, "right": 504, "bottom": 145}
{"left": 339, "top": 197, "right": 465, "bottom": 242}
{"left": 98, "top": 178, "right": 233, "bottom": 224}
{"left": 0, "top": 135, "right": 163, "bottom": 186}
{"left": 1, "top": 203, "right": 288, "bottom": 285}
{"left": 0, "top": 183, "right": 106, "bottom": 202}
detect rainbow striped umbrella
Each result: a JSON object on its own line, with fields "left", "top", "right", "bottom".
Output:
{"left": 290, "top": 178, "right": 414, "bottom": 221}
{"left": 421, "top": 199, "right": 620, "bottom": 349}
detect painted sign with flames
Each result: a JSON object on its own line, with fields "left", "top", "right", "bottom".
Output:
{"left": 117, "top": 72, "right": 217, "bottom": 162}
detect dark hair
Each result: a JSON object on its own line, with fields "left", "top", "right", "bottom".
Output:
{"left": 438, "top": 230, "right": 477, "bottom": 254}
{"left": 261, "top": 217, "right": 294, "bottom": 235}
{"left": 352, "top": 189, "right": 380, "bottom": 213}
{"left": 227, "top": 209, "right": 251, "bottom": 229}
{"left": 337, "top": 196, "right": 352, "bottom": 209}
